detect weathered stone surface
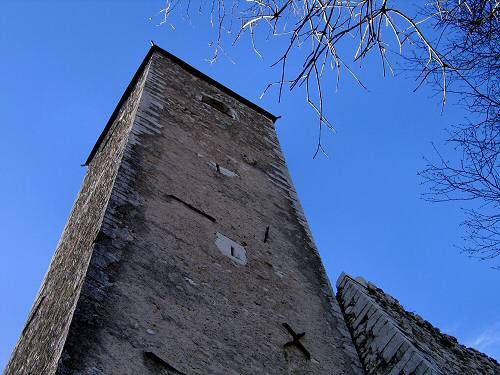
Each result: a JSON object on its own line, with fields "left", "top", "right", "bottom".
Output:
{"left": 4, "top": 56, "right": 149, "bottom": 375}
{"left": 337, "top": 273, "right": 500, "bottom": 375}
{"left": 5, "top": 47, "right": 363, "bottom": 375}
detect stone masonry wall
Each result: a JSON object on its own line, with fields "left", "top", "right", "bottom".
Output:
{"left": 53, "top": 49, "right": 364, "bottom": 375}
{"left": 337, "top": 273, "right": 500, "bottom": 375}
{"left": 3, "top": 59, "right": 151, "bottom": 375}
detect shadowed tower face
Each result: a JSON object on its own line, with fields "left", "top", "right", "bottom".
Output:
{"left": 5, "top": 46, "right": 363, "bottom": 375}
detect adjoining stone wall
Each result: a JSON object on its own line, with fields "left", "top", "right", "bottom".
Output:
{"left": 3, "top": 60, "right": 150, "bottom": 375}
{"left": 337, "top": 273, "right": 500, "bottom": 375}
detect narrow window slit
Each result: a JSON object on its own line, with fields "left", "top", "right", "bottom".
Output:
{"left": 165, "top": 194, "right": 216, "bottom": 223}
{"left": 264, "top": 226, "right": 270, "bottom": 243}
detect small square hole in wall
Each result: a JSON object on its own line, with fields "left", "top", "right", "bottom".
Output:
{"left": 200, "top": 94, "right": 237, "bottom": 119}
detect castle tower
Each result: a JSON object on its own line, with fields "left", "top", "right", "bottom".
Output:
{"left": 5, "top": 46, "right": 363, "bottom": 375}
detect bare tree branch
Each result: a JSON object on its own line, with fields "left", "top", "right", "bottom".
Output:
{"left": 418, "top": 0, "right": 499, "bottom": 266}
{"left": 157, "top": 0, "right": 448, "bottom": 157}
{"left": 155, "top": 1, "right": 500, "bottom": 266}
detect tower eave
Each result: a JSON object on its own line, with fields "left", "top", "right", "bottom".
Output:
{"left": 83, "top": 45, "right": 279, "bottom": 166}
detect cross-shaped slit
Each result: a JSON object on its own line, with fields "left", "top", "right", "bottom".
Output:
{"left": 282, "top": 322, "right": 311, "bottom": 360}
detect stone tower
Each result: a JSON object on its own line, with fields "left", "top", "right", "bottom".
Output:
{"left": 5, "top": 45, "right": 363, "bottom": 375}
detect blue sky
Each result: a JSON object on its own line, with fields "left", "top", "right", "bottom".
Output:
{"left": 0, "top": 1, "right": 498, "bottom": 369}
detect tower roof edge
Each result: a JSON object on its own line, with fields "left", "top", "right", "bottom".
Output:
{"left": 84, "top": 44, "right": 279, "bottom": 166}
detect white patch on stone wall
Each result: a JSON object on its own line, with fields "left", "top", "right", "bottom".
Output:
{"left": 207, "top": 161, "right": 238, "bottom": 178}
{"left": 215, "top": 232, "right": 247, "bottom": 265}
{"left": 184, "top": 277, "right": 198, "bottom": 286}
